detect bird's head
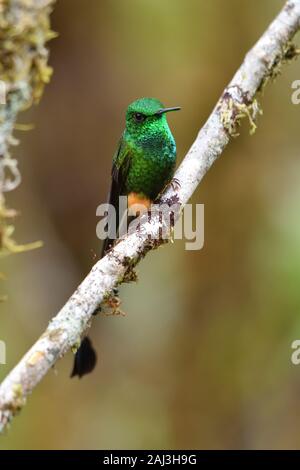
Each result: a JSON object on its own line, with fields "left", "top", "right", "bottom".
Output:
{"left": 125, "top": 97, "right": 180, "bottom": 138}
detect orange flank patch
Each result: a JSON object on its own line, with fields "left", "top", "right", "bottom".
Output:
{"left": 127, "top": 192, "right": 152, "bottom": 216}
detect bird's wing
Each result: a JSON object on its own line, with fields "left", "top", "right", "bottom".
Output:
{"left": 101, "top": 135, "right": 132, "bottom": 257}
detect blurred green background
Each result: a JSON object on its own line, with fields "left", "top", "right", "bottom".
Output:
{"left": 1, "top": 0, "right": 300, "bottom": 450}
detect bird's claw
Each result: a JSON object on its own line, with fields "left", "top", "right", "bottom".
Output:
{"left": 170, "top": 177, "right": 181, "bottom": 191}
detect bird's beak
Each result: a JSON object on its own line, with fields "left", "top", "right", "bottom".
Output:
{"left": 155, "top": 106, "right": 181, "bottom": 115}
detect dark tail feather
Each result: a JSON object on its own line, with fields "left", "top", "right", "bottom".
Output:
{"left": 71, "top": 183, "right": 124, "bottom": 379}
{"left": 70, "top": 336, "right": 97, "bottom": 378}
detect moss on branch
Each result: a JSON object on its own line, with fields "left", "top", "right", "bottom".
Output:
{"left": 0, "top": 0, "right": 56, "bottom": 262}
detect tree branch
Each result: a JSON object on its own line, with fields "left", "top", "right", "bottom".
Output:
{"left": 1, "top": 0, "right": 300, "bottom": 433}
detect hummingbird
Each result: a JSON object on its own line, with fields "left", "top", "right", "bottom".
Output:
{"left": 71, "top": 97, "right": 180, "bottom": 378}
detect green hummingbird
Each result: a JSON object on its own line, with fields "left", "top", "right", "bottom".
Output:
{"left": 71, "top": 97, "right": 180, "bottom": 378}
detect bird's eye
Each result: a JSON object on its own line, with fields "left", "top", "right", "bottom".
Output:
{"left": 134, "top": 112, "right": 146, "bottom": 123}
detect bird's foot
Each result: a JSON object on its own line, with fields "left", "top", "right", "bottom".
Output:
{"left": 156, "top": 177, "right": 181, "bottom": 202}
{"left": 170, "top": 177, "right": 181, "bottom": 191}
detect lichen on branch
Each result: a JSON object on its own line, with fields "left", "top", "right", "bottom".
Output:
{"left": 0, "top": 0, "right": 56, "bottom": 259}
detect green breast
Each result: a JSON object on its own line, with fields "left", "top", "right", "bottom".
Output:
{"left": 125, "top": 132, "right": 176, "bottom": 200}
